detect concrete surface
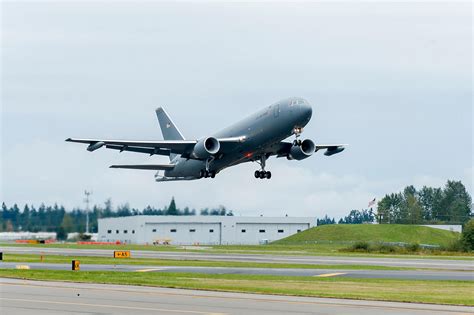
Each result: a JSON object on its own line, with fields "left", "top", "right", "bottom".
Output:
{"left": 2, "top": 246, "right": 473, "bottom": 270}
{"left": 1, "top": 278, "right": 472, "bottom": 315}
{"left": 0, "top": 261, "right": 473, "bottom": 281}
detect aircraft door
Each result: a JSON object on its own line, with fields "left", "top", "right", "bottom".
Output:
{"left": 273, "top": 104, "right": 280, "bottom": 118}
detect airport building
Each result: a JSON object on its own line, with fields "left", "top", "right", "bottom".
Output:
{"left": 98, "top": 216, "right": 316, "bottom": 245}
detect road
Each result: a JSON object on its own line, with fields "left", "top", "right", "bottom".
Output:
{"left": 2, "top": 246, "right": 473, "bottom": 270}
{"left": 1, "top": 261, "right": 473, "bottom": 281}
{"left": 1, "top": 278, "right": 472, "bottom": 315}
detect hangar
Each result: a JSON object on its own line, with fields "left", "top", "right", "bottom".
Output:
{"left": 98, "top": 216, "right": 315, "bottom": 245}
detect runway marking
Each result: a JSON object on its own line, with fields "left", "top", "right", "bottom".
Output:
{"left": 135, "top": 268, "right": 165, "bottom": 272}
{"left": 0, "top": 297, "right": 227, "bottom": 315}
{"left": 1, "top": 281, "right": 471, "bottom": 314}
{"left": 314, "top": 272, "right": 347, "bottom": 277}
{"left": 15, "top": 265, "right": 30, "bottom": 270}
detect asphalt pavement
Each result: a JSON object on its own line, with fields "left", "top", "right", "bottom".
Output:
{"left": 2, "top": 246, "right": 473, "bottom": 270}
{"left": 1, "top": 278, "right": 472, "bottom": 315}
{"left": 1, "top": 261, "right": 473, "bottom": 281}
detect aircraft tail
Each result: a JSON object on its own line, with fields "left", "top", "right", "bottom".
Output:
{"left": 155, "top": 107, "right": 185, "bottom": 161}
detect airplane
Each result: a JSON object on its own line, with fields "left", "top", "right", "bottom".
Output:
{"left": 66, "top": 97, "right": 346, "bottom": 182}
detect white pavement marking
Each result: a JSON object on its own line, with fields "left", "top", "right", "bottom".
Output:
{"left": 0, "top": 297, "right": 227, "bottom": 314}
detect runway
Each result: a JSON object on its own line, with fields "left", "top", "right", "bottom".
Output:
{"left": 1, "top": 261, "right": 473, "bottom": 281}
{"left": 1, "top": 278, "right": 472, "bottom": 315}
{"left": 2, "top": 246, "right": 473, "bottom": 270}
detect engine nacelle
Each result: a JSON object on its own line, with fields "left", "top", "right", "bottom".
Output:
{"left": 192, "top": 137, "right": 220, "bottom": 159}
{"left": 288, "top": 139, "right": 315, "bottom": 160}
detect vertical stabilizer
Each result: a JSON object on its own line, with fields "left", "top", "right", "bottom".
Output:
{"left": 155, "top": 107, "right": 185, "bottom": 161}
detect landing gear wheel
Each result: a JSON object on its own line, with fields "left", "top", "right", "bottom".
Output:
{"left": 259, "top": 171, "right": 266, "bottom": 179}
{"left": 265, "top": 171, "right": 272, "bottom": 179}
{"left": 199, "top": 170, "right": 205, "bottom": 178}
{"left": 254, "top": 170, "right": 260, "bottom": 178}
{"left": 210, "top": 171, "right": 216, "bottom": 178}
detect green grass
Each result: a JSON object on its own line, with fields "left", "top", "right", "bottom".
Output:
{"left": 1, "top": 269, "right": 472, "bottom": 306}
{"left": 3, "top": 240, "right": 472, "bottom": 259}
{"left": 274, "top": 224, "right": 461, "bottom": 246}
{"left": 1, "top": 253, "right": 414, "bottom": 271}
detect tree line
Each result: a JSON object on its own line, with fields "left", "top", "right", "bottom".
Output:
{"left": 0, "top": 197, "right": 233, "bottom": 234}
{"left": 317, "top": 209, "right": 375, "bottom": 225}
{"left": 317, "top": 180, "right": 472, "bottom": 225}
{"left": 377, "top": 180, "right": 471, "bottom": 224}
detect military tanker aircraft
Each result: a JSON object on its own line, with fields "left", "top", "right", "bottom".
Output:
{"left": 66, "top": 97, "right": 345, "bottom": 181}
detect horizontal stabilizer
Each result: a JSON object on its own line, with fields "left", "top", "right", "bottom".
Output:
{"left": 110, "top": 164, "right": 175, "bottom": 170}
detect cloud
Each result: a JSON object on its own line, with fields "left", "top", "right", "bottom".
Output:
{"left": 1, "top": 2, "right": 472, "bottom": 218}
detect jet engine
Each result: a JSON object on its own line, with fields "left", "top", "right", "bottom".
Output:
{"left": 288, "top": 139, "right": 315, "bottom": 160}
{"left": 192, "top": 137, "right": 220, "bottom": 159}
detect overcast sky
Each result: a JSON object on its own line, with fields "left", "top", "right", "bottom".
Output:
{"left": 1, "top": 1, "right": 472, "bottom": 218}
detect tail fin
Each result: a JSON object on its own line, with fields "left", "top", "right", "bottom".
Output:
{"left": 155, "top": 107, "right": 185, "bottom": 161}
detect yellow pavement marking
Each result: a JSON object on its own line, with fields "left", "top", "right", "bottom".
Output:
{"left": 314, "top": 272, "right": 347, "bottom": 278}
{"left": 135, "top": 268, "right": 165, "bottom": 272}
{"left": 15, "top": 265, "right": 30, "bottom": 270}
{"left": 0, "top": 297, "right": 226, "bottom": 315}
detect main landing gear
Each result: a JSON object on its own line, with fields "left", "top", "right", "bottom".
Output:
{"left": 199, "top": 157, "right": 216, "bottom": 178}
{"left": 199, "top": 170, "right": 216, "bottom": 178}
{"left": 254, "top": 170, "right": 271, "bottom": 179}
{"left": 254, "top": 155, "right": 271, "bottom": 180}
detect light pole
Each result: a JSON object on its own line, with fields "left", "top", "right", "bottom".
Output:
{"left": 84, "top": 190, "right": 92, "bottom": 234}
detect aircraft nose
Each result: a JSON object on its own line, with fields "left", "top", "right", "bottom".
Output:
{"left": 300, "top": 102, "right": 312, "bottom": 122}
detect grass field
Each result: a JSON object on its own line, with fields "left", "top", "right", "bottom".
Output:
{"left": 2, "top": 242, "right": 472, "bottom": 258}
{"left": 274, "top": 224, "right": 461, "bottom": 246}
{"left": 0, "top": 253, "right": 414, "bottom": 271}
{"left": 1, "top": 269, "right": 472, "bottom": 306}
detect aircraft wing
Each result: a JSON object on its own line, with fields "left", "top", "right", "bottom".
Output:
{"left": 110, "top": 164, "right": 175, "bottom": 170}
{"left": 65, "top": 136, "right": 246, "bottom": 157}
{"left": 66, "top": 138, "right": 197, "bottom": 156}
{"left": 274, "top": 142, "right": 347, "bottom": 157}
{"left": 315, "top": 144, "right": 347, "bottom": 156}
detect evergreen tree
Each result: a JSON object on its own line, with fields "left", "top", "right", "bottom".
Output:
{"left": 166, "top": 197, "right": 178, "bottom": 215}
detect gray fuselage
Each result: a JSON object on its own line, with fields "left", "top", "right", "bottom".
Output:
{"left": 164, "top": 97, "right": 313, "bottom": 179}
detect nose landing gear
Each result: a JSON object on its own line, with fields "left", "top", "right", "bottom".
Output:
{"left": 293, "top": 127, "right": 303, "bottom": 146}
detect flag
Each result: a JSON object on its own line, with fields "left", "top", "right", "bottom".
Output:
{"left": 368, "top": 198, "right": 376, "bottom": 208}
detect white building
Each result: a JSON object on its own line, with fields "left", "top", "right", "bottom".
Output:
{"left": 98, "top": 216, "right": 316, "bottom": 245}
